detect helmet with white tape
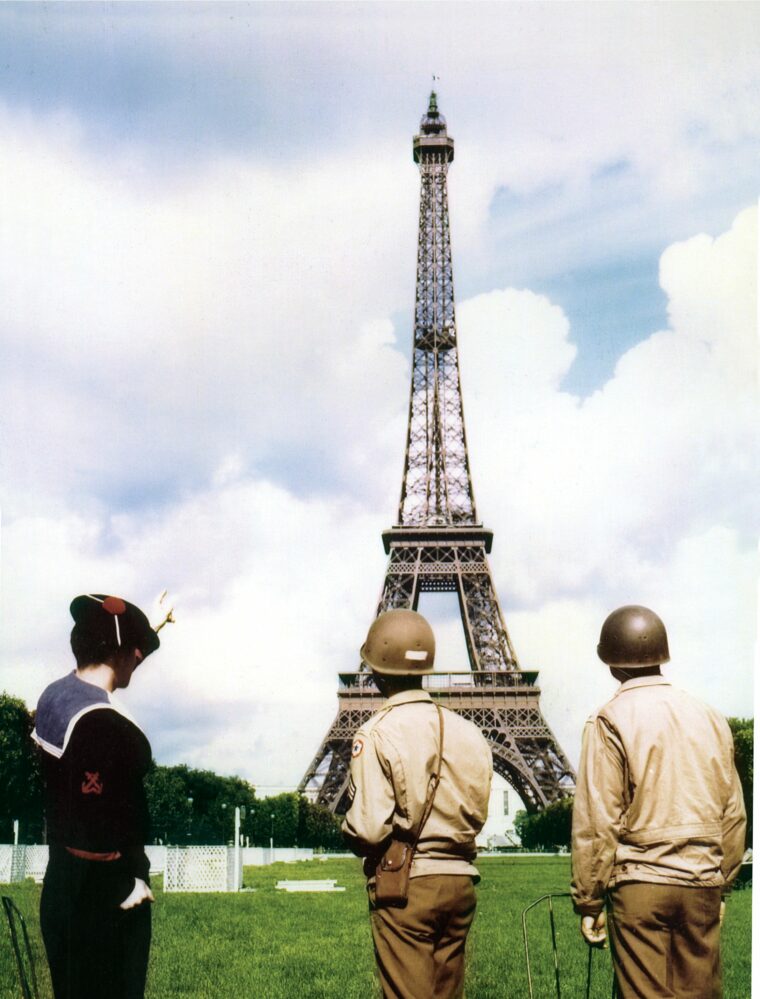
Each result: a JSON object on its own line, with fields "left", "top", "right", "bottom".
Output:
{"left": 360, "top": 609, "right": 435, "bottom": 676}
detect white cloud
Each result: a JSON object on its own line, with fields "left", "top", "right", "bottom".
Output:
{"left": 1, "top": 472, "right": 390, "bottom": 783}
{"left": 461, "top": 205, "right": 757, "bottom": 597}
{"left": 0, "top": 106, "right": 413, "bottom": 514}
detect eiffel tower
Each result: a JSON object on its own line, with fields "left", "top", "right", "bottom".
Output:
{"left": 299, "top": 94, "right": 575, "bottom": 814}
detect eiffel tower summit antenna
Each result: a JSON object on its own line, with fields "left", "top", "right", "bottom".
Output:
{"left": 299, "top": 95, "right": 575, "bottom": 813}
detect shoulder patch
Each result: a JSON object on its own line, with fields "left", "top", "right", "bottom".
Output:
{"left": 351, "top": 737, "right": 364, "bottom": 758}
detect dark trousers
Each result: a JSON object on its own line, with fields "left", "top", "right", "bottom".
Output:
{"left": 40, "top": 849, "right": 151, "bottom": 999}
{"left": 608, "top": 882, "right": 723, "bottom": 999}
{"left": 368, "top": 875, "right": 477, "bottom": 999}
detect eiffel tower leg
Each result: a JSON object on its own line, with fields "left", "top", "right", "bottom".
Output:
{"left": 442, "top": 700, "right": 575, "bottom": 811}
{"left": 298, "top": 693, "right": 383, "bottom": 813}
{"left": 457, "top": 552, "right": 518, "bottom": 671}
{"left": 298, "top": 735, "right": 352, "bottom": 812}
{"left": 376, "top": 545, "right": 418, "bottom": 614}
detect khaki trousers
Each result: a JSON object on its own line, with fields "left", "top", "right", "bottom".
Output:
{"left": 608, "top": 882, "right": 723, "bottom": 999}
{"left": 368, "top": 875, "right": 477, "bottom": 999}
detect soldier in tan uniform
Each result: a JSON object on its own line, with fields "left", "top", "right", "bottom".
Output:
{"left": 571, "top": 605, "right": 746, "bottom": 999}
{"left": 342, "top": 609, "right": 492, "bottom": 999}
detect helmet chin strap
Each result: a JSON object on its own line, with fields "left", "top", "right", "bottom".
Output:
{"left": 611, "top": 665, "right": 662, "bottom": 682}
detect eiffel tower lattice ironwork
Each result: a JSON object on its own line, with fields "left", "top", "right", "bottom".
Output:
{"left": 299, "top": 94, "right": 575, "bottom": 814}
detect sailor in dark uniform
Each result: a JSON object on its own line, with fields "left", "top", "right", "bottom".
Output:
{"left": 33, "top": 594, "right": 160, "bottom": 999}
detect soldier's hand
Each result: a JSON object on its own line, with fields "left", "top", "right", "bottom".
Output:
{"left": 719, "top": 900, "right": 726, "bottom": 926}
{"left": 580, "top": 912, "right": 607, "bottom": 947}
{"left": 119, "top": 877, "right": 155, "bottom": 910}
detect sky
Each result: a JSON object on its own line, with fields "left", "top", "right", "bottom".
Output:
{"left": 0, "top": 2, "right": 757, "bottom": 794}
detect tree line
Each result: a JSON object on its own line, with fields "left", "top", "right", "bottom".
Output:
{"left": 0, "top": 693, "right": 342, "bottom": 848}
{"left": 144, "top": 765, "right": 343, "bottom": 849}
{"left": 1, "top": 693, "right": 752, "bottom": 852}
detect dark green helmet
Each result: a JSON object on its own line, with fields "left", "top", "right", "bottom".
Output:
{"left": 597, "top": 605, "right": 670, "bottom": 668}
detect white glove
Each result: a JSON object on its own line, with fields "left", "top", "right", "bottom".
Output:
{"left": 120, "top": 877, "right": 155, "bottom": 910}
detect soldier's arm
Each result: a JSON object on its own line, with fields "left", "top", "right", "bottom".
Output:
{"left": 720, "top": 750, "right": 747, "bottom": 892}
{"left": 571, "top": 715, "right": 626, "bottom": 919}
{"left": 341, "top": 730, "right": 396, "bottom": 857}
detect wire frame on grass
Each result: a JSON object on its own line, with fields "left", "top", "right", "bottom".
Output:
{"left": 522, "top": 892, "right": 614, "bottom": 999}
{"left": 2, "top": 896, "right": 40, "bottom": 999}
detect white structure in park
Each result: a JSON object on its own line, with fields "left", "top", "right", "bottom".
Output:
{"left": 164, "top": 845, "right": 242, "bottom": 893}
{"left": 476, "top": 773, "right": 522, "bottom": 849}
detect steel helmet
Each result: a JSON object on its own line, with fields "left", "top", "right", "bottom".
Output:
{"left": 360, "top": 609, "right": 435, "bottom": 675}
{"left": 597, "top": 605, "right": 670, "bottom": 668}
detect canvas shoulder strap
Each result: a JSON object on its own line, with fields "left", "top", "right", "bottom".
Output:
{"left": 411, "top": 703, "right": 445, "bottom": 849}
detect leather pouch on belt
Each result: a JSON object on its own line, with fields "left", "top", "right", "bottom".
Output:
{"left": 375, "top": 838, "right": 414, "bottom": 908}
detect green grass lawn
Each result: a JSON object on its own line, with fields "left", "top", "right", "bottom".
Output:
{"left": 1, "top": 857, "right": 752, "bottom": 998}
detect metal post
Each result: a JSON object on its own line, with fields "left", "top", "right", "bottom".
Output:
{"left": 233, "top": 807, "right": 241, "bottom": 890}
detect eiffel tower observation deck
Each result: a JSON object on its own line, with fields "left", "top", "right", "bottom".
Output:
{"left": 299, "top": 94, "right": 575, "bottom": 814}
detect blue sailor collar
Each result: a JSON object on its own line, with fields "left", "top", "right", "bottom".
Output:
{"left": 32, "top": 671, "right": 141, "bottom": 758}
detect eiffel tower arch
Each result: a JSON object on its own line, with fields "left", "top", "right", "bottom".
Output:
{"left": 299, "top": 94, "right": 575, "bottom": 814}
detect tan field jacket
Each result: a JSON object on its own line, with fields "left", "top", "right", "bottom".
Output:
{"left": 571, "top": 676, "right": 746, "bottom": 916}
{"left": 342, "top": 689, "right": 492, "bottom": 879}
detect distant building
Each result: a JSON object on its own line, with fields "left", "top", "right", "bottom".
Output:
{"left": 476, "top": 773, "right": 522, "bottom": 849}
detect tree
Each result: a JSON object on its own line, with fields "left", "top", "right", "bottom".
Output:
{"left": 249, "top": 793, "right": 299, "bottom": 847}
{"left": 0, "top": 693, "right": 43, "bottom": 843}
{"left": 297, "top": 796, "right": 344, "bottom": 850}
{"left": 514, "top": 797, "right": 573, "bottom": 851}
{"left": 512, "top": 809, "right": 533, "bottom": 850}
{"left": 144, "top": 765, "right": 192, "bottom": 844}
{"left": 144, "top": 764, "right": 258, "bottom": 844}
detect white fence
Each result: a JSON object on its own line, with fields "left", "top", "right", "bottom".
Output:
{"left": 0, "top": 845, "right": 49, "bottom": 883}
{"left": 145, "top": 844, "right": 167, "bottom": 875}
{"left": 165, "top": 846, "right": 242, "bottom": 893}
{"left": 0, "top": 844, "right": 317, "bottom": 888}
{"left": 0, "top": 845, "right": 13, "bottom": 883}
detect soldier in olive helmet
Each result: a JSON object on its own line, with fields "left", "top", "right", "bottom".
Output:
{"left": 571, "top": 605, "right": 746, "bottom": 999}
{"left": 342, "top": 609, "right": 492, "bottom": 999}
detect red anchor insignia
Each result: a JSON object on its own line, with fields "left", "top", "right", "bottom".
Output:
{"left": 81, "top": 771, "right": 104, "bottom": 795}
